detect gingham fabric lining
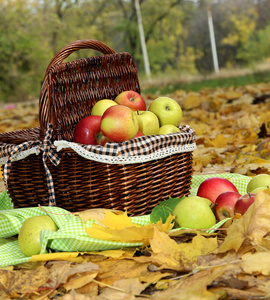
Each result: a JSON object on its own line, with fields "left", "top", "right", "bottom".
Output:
{"left": 0, "top": 173, "right": 252, "bottom": 268}
{"left": 1, "top": 124, "right": 60, "bottom": 206}
{"left": 0, "top": 124, "right": 196, "bottom": 207}
{"left": 0, "top": 124, "right": 196, "bottom": 165}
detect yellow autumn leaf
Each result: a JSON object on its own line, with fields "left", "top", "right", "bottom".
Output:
{"left": 85, "top": 213, "right": 174, "bottom": 243}
{"left": 218, "top": 190, "right": 270, "bottom": 253}
{"left": 182, "top": 93, "right": 202, "bottom": 110}
{"left": 150, "top": 228, "right": 217, "bottom": 270}
{"left": 75, "top": 208, "right": 123, "bottom": 225}
{"left": 242, "top": 252, "right": 270, "bottom": 276}
{"left": 30, "top": 252, "right": 84, "bottom": 263}
{"left": 205, "top": 134, "right": 230, "bottom": 148}
{"left": 63, "top": 271, "right": 98, "bottom": 291}
{"left": 102, "top": 210, "right": 134, "bottom": 229}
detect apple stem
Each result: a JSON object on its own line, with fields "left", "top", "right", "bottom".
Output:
{"left": 248, "top": 192, "right": 252, "bottom": 198}
{"left": 137, "top": 109, "right": 139, "bottom": 115}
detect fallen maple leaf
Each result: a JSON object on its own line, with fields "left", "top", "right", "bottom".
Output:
{"left": 149, "top": 228, "right": 218, "bottom": 270}
{"left": 85, "top": 212, "right": 174, "bottom": 243}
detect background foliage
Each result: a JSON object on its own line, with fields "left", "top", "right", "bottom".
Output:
{"left": 1, "top": 0, "right": 270, "bottom": 102}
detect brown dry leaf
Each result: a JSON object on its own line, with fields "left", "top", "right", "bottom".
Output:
{"left": 218, "top": 190, "right": 270, "bottom": 253}
{"left": 149, "top": 264, "right": 235, "bottom": 300}
{"left": 99, "top": 278, "right": 148, "bottom": 300}
{"left": 96, "top": 258, "right": 170, "bottom": 288}
{"left": 0, "top": 265, "right": 50, "bottom": 294}
{"left": 48, "top": 261, "right": 99, "bottom": 288}
{"left": 63, "top": 271, "right": 98, "bottom": 292}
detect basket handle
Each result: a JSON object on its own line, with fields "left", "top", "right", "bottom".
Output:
{"left": 39, "top": 40, "right": 117, "bottom": 139}
{"left": 44, "top": 39, "right": 116, "bottom": 75}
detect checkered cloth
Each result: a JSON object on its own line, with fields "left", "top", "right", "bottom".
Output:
{"left": 0, "top": 124, "right": 196, "bottom": 206}
{"left": 0, "top": 173, "right": 252, "bottom": 268}
{"left": 1, "top": 124, "right": 61, "bottom": 206}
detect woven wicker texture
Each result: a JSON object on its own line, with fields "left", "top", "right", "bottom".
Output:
{"left": 39, "top": 40, "right": 140, "bottom": 141}
{"left": 0, "top": 39, "right": 195, "bottom": 215}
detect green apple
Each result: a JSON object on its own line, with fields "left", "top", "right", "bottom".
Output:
{"left": 250, "top": 186, "right": 267, "bottom": 194}
{"left": 136, "top": 110, "right": 159, "bottom": 135}
{"left": 91, "top": 99, "right": 118, "bottom": 116}
{"left": 158, "top": 124, "right": 180, "bottom": 135}
{"left": 173, "top": 196, "right": 216, "bottom": 229}
{"left": 18, "top": 215, "right": 58, "bottom": 257}
{"left": 246, "top": 174, "right": 270, "bottom": 194}
{"left": 148, "top": 97, "right": 182, "bottom": 127}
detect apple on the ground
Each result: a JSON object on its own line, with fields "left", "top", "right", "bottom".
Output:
{"left": 148, "top": 97, "right": 182, "bottom": 127}
{"left": 173, "top": 195, "right": 216, "bottom": 229}
{"left": 136, "top": 110, "right": 159, "bottom": 135}
{"left": 158, "top": 124, "right": 180, "bottom": 135}
{"left": 91, "top": 99, "right": 118, "bottom": 116}
{"left": 246, "top": 174, "right": 270, "bottom": 193}
{"left": 114, "top": 90, "right": 146, "bottom": 111}
{"left": 197, "top": 177, "right": 239, "bottom": 204}
{"left": 214, "top": 191, "right": 242, "bottom": 221}
{"left": 73, "top": 115, "right": 109, "bottom": 145}
{"left": 234, "top": 193, "right": 256, "bottom": 215}
{"left": 18, "top": 215, "right": 58, "bottom": 257}
{"left": 101, "top": 105, "right": 139, "bottom": 142}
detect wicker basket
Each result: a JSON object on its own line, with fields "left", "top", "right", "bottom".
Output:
{"left": 0, "top": 39, "right": 196, "bottom": 215}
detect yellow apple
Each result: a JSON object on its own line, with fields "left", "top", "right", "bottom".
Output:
{"left": 136, "top": 110, "right": 159, "bottom": 135}
{"left": 91, "top": 99, "right": 118, "bottom": 116}
{"left": 158, "top": 124, "right": 180, "bottom": 135}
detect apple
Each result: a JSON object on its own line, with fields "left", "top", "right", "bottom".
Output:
{"left": 250, "top": 186, "right": 267, "bottom": 194}
{"left": 101, "top": 105, "right": 139, "bottom": 142}
{"left": 214, "top": 191, "right": 242, "bottom": 221}
{"left": 18, "top": 215, "right": 58, "bottom": 257}
{"left": 158, "top": 124, "right": 180, "bottom": 135}
{"left": 197, "top": 177, "right": 239, "bottom": 204}
{"left": 173, "top": 195, "right": 216, "bottom": 229}
{"left": 246, "top": 174, "right": 270, "bottom": 194}
{"left": 136, "top": 110, "right": 160, "bottom": 136}
{"left": 91, "top": 99, "right": 118, "bottom": 116}
{"left": 114, "top": 90, "right": 146, "bottom": 111}
{"left": 133, "top": 130, "right": 144, "bottom": 138}
{"left": 73, "top": 115, "right": 109, "bottom": 145}
{"left": 234, "top": 193, "right": 256, "bottom": 215}
{"left": 148, "top": 97, "right": 182, "bottom": 127}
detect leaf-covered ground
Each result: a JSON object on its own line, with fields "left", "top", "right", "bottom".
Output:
{"left": 1, "top": 82, "right": 270, "bottom": 299}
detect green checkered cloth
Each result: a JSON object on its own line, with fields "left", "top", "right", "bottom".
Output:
{"left": 0, "top": 173, "right": 251, "bottom": 267}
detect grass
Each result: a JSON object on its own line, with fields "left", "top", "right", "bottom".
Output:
{"left": 140, "top": 68, "right": 270, "bottom": 95}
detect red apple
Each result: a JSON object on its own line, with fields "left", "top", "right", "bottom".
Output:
{"left": 133, "top": 130, "right": 144, "bottom": 138}
{"left": 214, "top": 191, "right": 242, "bottom": 221}
{"left": 234, "top": 193, "right": 256, "bottom": 215}
{"left": 73, "top": 115, "right": 109, "bottom": 145}
{"left": 101, "top": 105, "right": 139, "bottom": 142}
{"left": 114, "top": 90, "right": 146, "bottom": 111}
{"left": 197, "top": 177, "right": 239, "bottom": 204}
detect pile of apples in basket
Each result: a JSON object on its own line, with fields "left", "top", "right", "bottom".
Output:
{"left": 73, "top": 90, "right": 183, "bottom": 145}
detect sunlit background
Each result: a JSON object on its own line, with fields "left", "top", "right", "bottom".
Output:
{"left": 1, "top": 0, "right": 270, "bottom": 102}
